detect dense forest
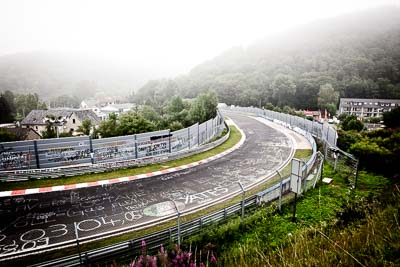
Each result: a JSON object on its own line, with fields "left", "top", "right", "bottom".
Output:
{"left": 134, "top": 7, "right": 400, "bottom": 111}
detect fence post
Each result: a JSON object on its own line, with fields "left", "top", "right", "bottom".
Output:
{"left": 212, "top": 119, "right": 214, "bottom": 137}
{"left": 89, "top": 136, "right": 94, "bottom": 164}
{"left": 334, "top": 152, "right": 338, "bottom": 172}
{"left": 326, "top": 125, "right": 330, "bottom": 143}
{"left": 197, "top": 123, "right": 200, "bottom": 146}
{"left": 205, "top": 122, "right": 208, "bottom": 142}
{"left": 276, "top": 170, "right": 283, "bottom": 213}
{"left": 354, "top": 160, "right": 360, "bottom": 190}
{"left": 172, "top": 200, "right": 181, "bottom": 247}
{"left": 134, "top": 135, "right": 138, "bottom": 159}
{"left": 33, "top": 140, "right": 40, "bottom": 169}
{"left": 238, "top": 182, "right": 245, "bottom": 223}
{"left": 168, "top": 130, "right": 172, "bottom": 153}
{"left": 74, "top": 222, "right": 83, "bottom": 267}
{"left": 188, "top": 127, "right": 191, "bottom": 149}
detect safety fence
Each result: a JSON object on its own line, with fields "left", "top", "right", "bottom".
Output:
{"left": 27, "top": 109, "right": 325, "bottom": 267}
{"left": 222, "top": 106, "right": 337, "bottom": 147}
{"left": 223, "top": 106, "right": 358, "bottom": 189}
{"left": 0, "top": 114, "right": 226, "bottom": 181}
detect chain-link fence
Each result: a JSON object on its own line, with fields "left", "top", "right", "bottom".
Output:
{"left": 221, "top": 106, "right": 337, "bottom": 147}
{"left": 325, "top": 146, "right": 359, "bottom": 189}
{"left": 0, "top": 114, "right": 225, "bottom": 181}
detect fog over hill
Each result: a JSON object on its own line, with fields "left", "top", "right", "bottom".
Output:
{"left": 1, "top": 6, "right": 400, "bottom": 107}
{"left": 0, "top": 51, "right": 180, "bottom": 100}
{"left": 154, "top": 6, "right": 400, "bottom": 109}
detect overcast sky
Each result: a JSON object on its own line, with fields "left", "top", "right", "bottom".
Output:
{"left": 0, "top": 0, "right": 397, "bottom": 74}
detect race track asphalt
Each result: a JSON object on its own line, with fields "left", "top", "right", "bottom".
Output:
{"left": 0, "top": 112, "right": 294, "bottom": 258}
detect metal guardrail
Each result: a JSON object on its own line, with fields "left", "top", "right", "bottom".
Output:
{"left": 29, "top": 196, "right": 259, "bottom": 267}
{"left": 29, "top": 109, "right": 322, "bottom": 267}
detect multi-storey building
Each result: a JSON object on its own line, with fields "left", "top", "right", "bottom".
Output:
{"left": 338, "top": 98, "right": 400, "bottom": 118}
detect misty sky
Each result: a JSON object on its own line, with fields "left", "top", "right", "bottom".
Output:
{"left": 0, "top": 0, "right": 397, "bottom": 75}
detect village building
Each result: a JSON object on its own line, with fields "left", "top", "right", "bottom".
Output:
{"left": 339, "top": 98, "right": 400, "bottom": 119}
{"left": 20, "top": 109, "right": 101, "bottom": 137}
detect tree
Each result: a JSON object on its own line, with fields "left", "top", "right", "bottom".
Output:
{"left": 50, "top": 95, "right": 80, "bottom": 108}
{"left": 15, "top": 93, "right": 47, "bottom": 119}
{"left": 317, "top": 83, "right": 339, "bottom": 114}
{"left": 117, "top": 111, "right": 155, "bottom": 135}
{"left": 383, "top": 107, "right": 400, "bottom": 128}
{"left": 341, "top": 115, "right": 364, "bottom": 132}
{"left": 2, "top": 91, "right": 16, "bottom": 118}
{"left": 41, "top": 122, "right": 57, "bottom": 139}
{"left": 139, "top": 105, "right": 161, "bottom": 122}
{"left": 0, "top": 94, "right": 14, "bottom": 123}
{"left": 169, "top": 121, "right": 184, "bottom": 131}
{"left": 77, "top": 119, "right": 92, "bottom": 135}
{"left": 272, "top": 74, "right": 296, "bottom": 107}
{"left": 167, "top": 96, "right": 185, "bottom": 114}
{"left": 97, "top": 113, "right": 118, "bottom": 138}
{"left": 189, "top": 92, "right": 218, "bottom": 124}
{"left": 0, "top": 130, "right": 17, "bottom": 142}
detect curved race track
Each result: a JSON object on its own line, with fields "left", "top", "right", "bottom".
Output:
{"left": 0, "top": 113, "right": 295, "bottom": 259}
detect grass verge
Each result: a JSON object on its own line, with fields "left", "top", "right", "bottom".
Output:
{"left": 175, "top": 162, "right": 398, "bottom": 267}
{"left": 0, "top": 127, "right": 240, "bottom": 191}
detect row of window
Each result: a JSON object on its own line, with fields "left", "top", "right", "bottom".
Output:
{"left": 343, "top": 101, "right": 397, "bottom": 107}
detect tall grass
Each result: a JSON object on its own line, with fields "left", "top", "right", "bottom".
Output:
{"left": 181, "top": 161, "right": 398, "bottom": 266}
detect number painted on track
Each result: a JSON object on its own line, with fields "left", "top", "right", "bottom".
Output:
{"left": 47, "top": 224, "right": 68, "bottom": 238}
{"left": 20, "top": 229, "right": 45, "bottom": 242}
{"left": 76, "top": 219, "right": 101, "bottom": 232}
{"left": 124, "top": 211, "right": 142, "bottom": 222}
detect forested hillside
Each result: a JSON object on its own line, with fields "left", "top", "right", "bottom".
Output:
{"left": 135, "top": 7, "right": 400, "bottom": 111}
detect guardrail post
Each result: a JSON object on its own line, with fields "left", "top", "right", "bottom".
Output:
{"left": 223, "top": 208, "right": 227, "bottom": 219}
{"left": 85, "top": 253, "right": 89, "bottom": 267}
{"left": 197, "top": 123, "right": 200, "bottom": 146}
{"left": 33, "top": 140, "right": 40, "bottom": 169}
{"left": 199, "top": 218, "right": 203, "bottom": 229}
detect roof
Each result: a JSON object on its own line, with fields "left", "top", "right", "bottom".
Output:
{"left": 100, "top": 103, "right": 135, "bottom": 112}
{"left": 21, "top": 109, "right": 101, "bottom": 125}
{"left": 303, "top": 110, "right": 320, "bottom": 116}
{"left": 1, "top": 127, "right": 40, "bottom": 140}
